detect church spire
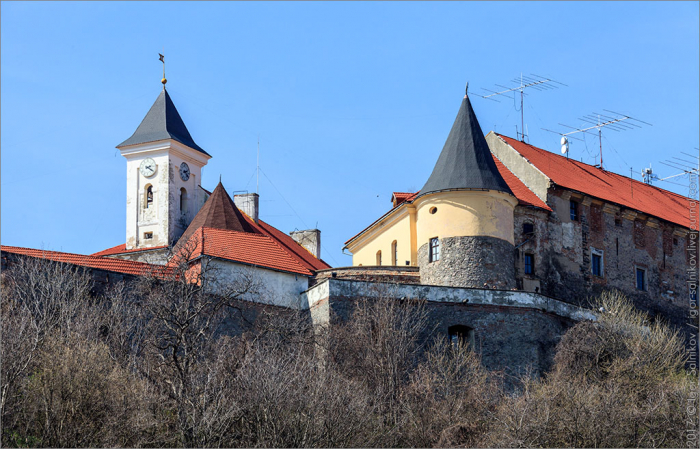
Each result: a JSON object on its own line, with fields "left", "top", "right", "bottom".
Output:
{"left": 116, "top": 88, "right": 209, "bottom": 156}
{"left": 418, "top": 90, "right": 513, "bottom": 197}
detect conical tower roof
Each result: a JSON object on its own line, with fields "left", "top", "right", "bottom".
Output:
{"left": 418, "top": 94, "right": 512, "bottom": 197}
{"left": 117, "top": 88, "right": 209, "bottom": 156}
{"left": 175, "top": 181, "right": 259, "bottom": 249}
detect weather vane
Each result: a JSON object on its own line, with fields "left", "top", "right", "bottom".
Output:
{"left": 159, "top": 53, "right": 167, "bottom": 87}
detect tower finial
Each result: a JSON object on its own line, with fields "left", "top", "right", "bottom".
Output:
{"left": 159, "top": 53, "right": 167, "bottom": 88}
{"left": 465, "top": 81, "right": 469, "bottom": 98}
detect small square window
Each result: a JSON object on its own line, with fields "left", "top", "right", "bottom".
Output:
{"left": 524, "top": 253, "right": 534, "bottom": 275}
{"left": 570, "top": 200, "right": 579, "bottom": 221}
{"left": 448, "top": 325, "right": 474, "bottom": 350}
{"left": 636, "top": 268, "right": 647, "bottom": 291}
{"left": 144, "top": 232, "right": 153, "bottom": 240}
{"left": 429, "top": 237, "right": 440, "bottom": 262}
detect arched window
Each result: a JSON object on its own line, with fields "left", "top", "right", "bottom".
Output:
{"left": 144, "top": 185, "right": 153, "bottom": 209}
{"left": 448, "top": 325, "right": 474, "bottom": 349}
{"left": 391, "top": 240, "right": 398, "bottom": 265}
{"left": 180, "top": 187, "right": 188, "bottom": 213}
{"left": 376, "top": 250, "right": 382, "bottom": 266}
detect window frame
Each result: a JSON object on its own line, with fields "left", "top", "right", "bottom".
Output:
{"left": 569, "top": 199, "right": 579, "bottom": 221}
{"left": 635, "top": 267, "right": 647, "bottom": 291}
{"left": 524, "top": 253, "right": 534, "bottom": 275}
{"left": 376, "top": 250, "right": 382, "bottom": 266}
{"left": 429, "top": 237, "right": 440, "bottom": 262}
{"left": 391, "top": 240, "right": 398, "bottom": 265}
{"left": 591, "top": 248, "right": 604, "bottom": 277}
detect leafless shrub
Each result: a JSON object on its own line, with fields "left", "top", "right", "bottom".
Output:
{"left": 486, "top": 291, "right": 697, "bottom": 448}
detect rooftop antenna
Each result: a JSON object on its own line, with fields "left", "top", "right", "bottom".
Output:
{"left": 641, "top": 164, "right": 657, "bottom": 184}
{"left": 256, "top": 136, "right": 260, "bottom": 195}
{"left": 543, "top": 110, "right": 651, "bottom": 169}
{"left": 476, "top": 73, "right": 566, "bottom": 142}
{"left": 658, "top": 150, "right": 699, "bottom": 183}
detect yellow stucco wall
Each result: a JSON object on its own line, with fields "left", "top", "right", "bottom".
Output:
{"left": 346, "top": 190, "right": 517, "bottom": 267}
{"left": 347, "top": 206, "right": 415, "bottom": 266}
{"left": 415, "top": 190, "right": 516, "bottom": 246}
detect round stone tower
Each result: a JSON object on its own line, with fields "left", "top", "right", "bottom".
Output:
{"left": 416, "top": 92, "right": 517, "bottom": 289}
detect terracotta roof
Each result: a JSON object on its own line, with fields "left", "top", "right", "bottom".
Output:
{"left": 173, "top": 181, "right": 260, "bottom": 255}
{"left": 1, "top": 245, "right": 172, "bottom": 277}
{"left": 168, "top": 181, "right": 330, "bottom": 275}
{"left": 251, "top": 218, "right": 331, "bottom": 271}
{"left": 91, "top": 244, "right": 168, "bottom": 257}
{"left": 492, "top": 157, "right": 552, "bottom": 211}
{"left": 497, "top": 134, "right": 696, "bottom": 228}
{"left": 172, "top": 227, "right": 315, "bottom": 276}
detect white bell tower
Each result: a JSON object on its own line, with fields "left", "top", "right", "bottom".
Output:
{"left": 117, "top": 83, "right": 211, "bottom": 250}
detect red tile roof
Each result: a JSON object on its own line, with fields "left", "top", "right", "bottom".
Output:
{"left": 497, "top": 134, "right": 696, "bottom": 228}
{"left": 1, "top": 245, "right": 172, "bottom": 277}
{"left": 172, "top": 227, "right": 316, "bottom": 276}
{"left": 91, "top": 244, "right": 168, "bottom": 257}
{"left": 492, "top": 156, "right": 552, "bottom": 211}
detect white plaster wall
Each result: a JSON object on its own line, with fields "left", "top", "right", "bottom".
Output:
{"left": 207, "top": 259, "right": 310, "bottom": 309}
{"left": 121, "top": 140, "right": 210, "bottom": 249}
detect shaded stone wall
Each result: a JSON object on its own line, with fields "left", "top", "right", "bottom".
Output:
{"left": 514, "top": 187, "right": 697, "bottom": 340}
{"left": 323, "top": 294, "right": 574, "bottom": 379}
{"left": 418, "top": 236, "right": 515, "bottom": 289}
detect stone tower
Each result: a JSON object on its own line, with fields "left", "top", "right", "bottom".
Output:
{"left": 117, "top": 87, "right": 211, "bottom": 250}
{"left": 415, "top": 93, "right": 517, "bottom": 289}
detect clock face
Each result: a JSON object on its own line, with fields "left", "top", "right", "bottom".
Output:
{"left": 179, "top": 162, "right": 191, "bottom": 181}
{"left": 139, "top": 158, "right": 157, "bottom": 178}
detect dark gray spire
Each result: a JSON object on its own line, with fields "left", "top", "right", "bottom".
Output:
{"left": 117, "top": 89, "right": 209, "bottom": 156}
{"left": 418, "top": 94, "right": 513, "bottom": 197}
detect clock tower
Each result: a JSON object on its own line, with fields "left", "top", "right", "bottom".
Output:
{"left": 117, "top": 86, "right": 211, "bottom": 250}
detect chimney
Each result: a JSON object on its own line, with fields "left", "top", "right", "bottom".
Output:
{"left": 290, "top": 229, "right": 321, "bottom": 259}
{"left": 233, "top": 193, "right": 259, "bottom": 222}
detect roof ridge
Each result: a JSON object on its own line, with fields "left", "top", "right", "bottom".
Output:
{"left": 497, "top": 133, "right": 694, "bottom": 201}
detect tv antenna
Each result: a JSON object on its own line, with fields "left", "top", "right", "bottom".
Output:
{"left": 657, "top": 150, "right": 699, "bottom": 185}
{"left": 543, "top": 110, "right": 651, "bottom": 168}
{"left": 476, "top": 73, "right": 566, "bottom": 142}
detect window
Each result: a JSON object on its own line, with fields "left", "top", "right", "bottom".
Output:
{"left": 636, "top": 268, "right": 647, "bottom": 291}
{"left": 448, "top": 325, "right": 474, "bottom": 349}
{"left": 523, "top": 222, "right": 534, "bottom": 235}
{"left": 180, "top": 187, "right": 188, "bottom": 213}
{"left": 376, "top": 250, "right": 382, "bottom": 266}
{"left": 429, "top": 237, "right": 440, "bottom": 262}
{"left": 144, "top": 232, "right": 153, "bottom": 240}
{"left": 429, "top": 206, "right": 438, "bottom": 214}
{"left": 145, "top": 185, "right": 153, "bottom": 209}
{"left": 592, "top": 254, "right": 602, "bottom": 276}
{"left": 391, "top": 240, "right": 398, "bottom": 265}
{"left": 524, "top": 253, "right": 534, "bottom": 275}
{"left": 615, "top": 217, "right": 622, "bottom": 227}
{"left": 569, "top": 200, "right": 579, "bottom": 221}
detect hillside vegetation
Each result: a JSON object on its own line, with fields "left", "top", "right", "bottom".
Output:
{"left": 1, "top": 257, "right": 696, "bottom": 447}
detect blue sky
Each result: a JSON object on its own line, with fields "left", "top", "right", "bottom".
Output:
{"left": 2, "top": 1, "right": 698, "bottom": 266}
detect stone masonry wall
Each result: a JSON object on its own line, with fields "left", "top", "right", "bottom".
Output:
{"left": 419, "top": 236, "right": 515, "bottom": 289}
{"left": 515, "top": 186, "right": 696, "bottom": 338}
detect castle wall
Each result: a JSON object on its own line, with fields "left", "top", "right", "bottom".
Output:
{"left": 306, "top": 278, "right": 591, "bottom": 378}
{"left": 418, "top": 236, "right": 515, "bottom": 289}
{"left": 513, "top": 187, "right": 696, "bottom": 334}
